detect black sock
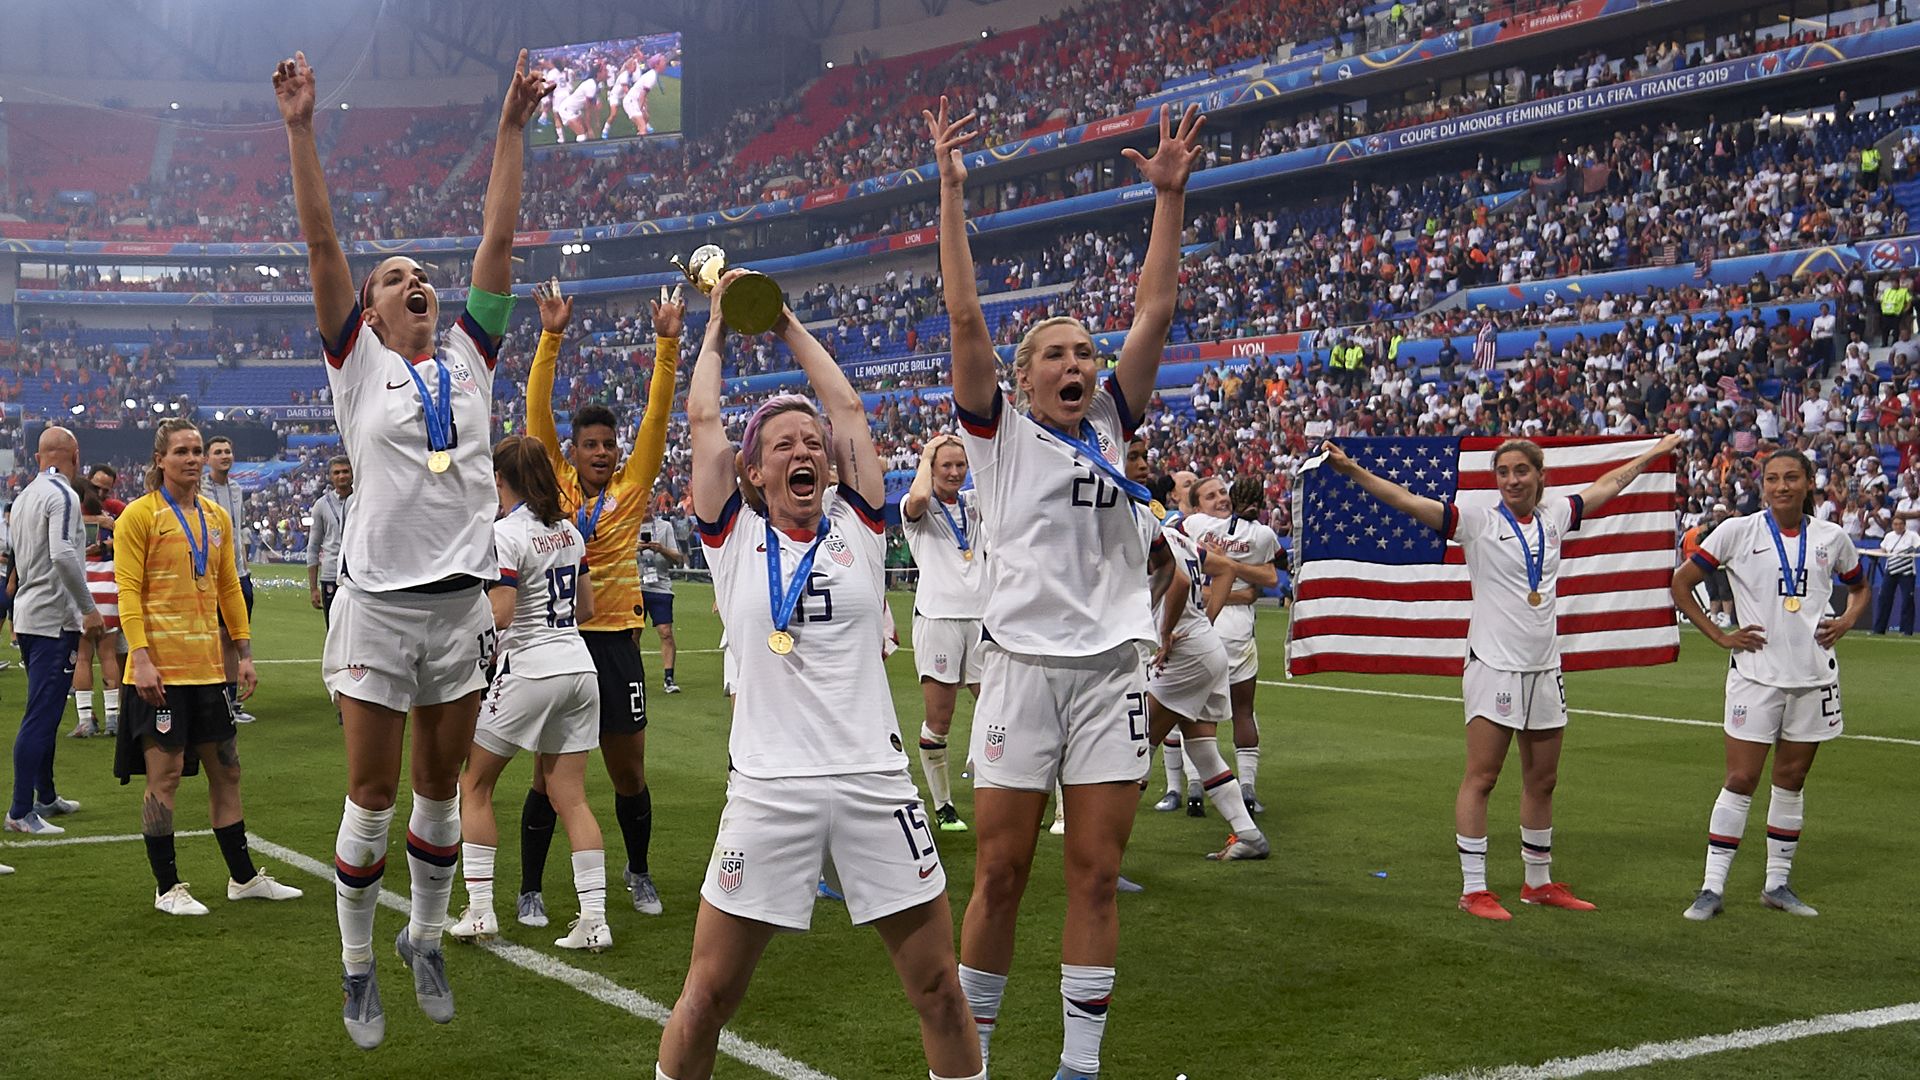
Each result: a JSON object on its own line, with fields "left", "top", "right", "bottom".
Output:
{"left": 520, "top": 789, "right": 556, "bottom": 895}
{"left": 214, "top": 820, "right": 257, "bottom": 883}
{"left": 664, "top": 667, "right": 675, "bottom": 682}
{"left": 615, "top": 787, "right": 653, "bottom": 877}
{"left": 144, "top": 832, "right": 180, "bottom": 892}
{"left": 224, "top": 683, "right": 240, "bottom": 718}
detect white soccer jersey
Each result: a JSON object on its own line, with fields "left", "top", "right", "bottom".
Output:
{"left": 697, "top": 486, "right": 906, "bottom": 779}
{"left": 324, "top": 303, "right": 499, "bottom": 592}
{"left": 1442, "top": 496, "right": 1584, "bottom": 673}
{"left": 1694, "top": 512, "right": 1862, "bottom": 688}
{"left": 1179, "top": 511, "right": 1280, "bottom": 641}
{"left": 902, "top": 493, "right": 987, "bottom": 620}
{"left": 1152, "top": 522, "right": 1210, "bottom": 643}
{"left": 956, "top": 380, "right": 1155, "bottom": 657}
{"left": 492, "top": 505, "right": 593, "bottom": 679}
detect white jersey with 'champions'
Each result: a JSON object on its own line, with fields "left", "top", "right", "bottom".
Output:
{"left": 956, "top": 379, "right": 1155, "bottom": 657}
{"left": 1694, "top": 512, "right": 1862, "bottom": 688}
{"left": 698, "top": 487, "right": 906, "bottom": 779}
{"left": 492, "top": 506, "right": 593, "bottom": 679}
{"left": 902, "top": 493, "right": 987, "bottom": 620}
{"left": 1443, "top": 496, "right": 1584, "bottom": 673}
{"left": 325, "top": 303, "right": 499, "bottom": 592}
{"left": 1153, "top": 522, "right": 1212, "bottom": 643}
{"left": 1178, "top": 512, "right": 1280, "bottom": 642}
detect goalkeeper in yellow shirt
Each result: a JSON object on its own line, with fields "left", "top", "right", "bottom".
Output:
{"left": 115, "top": 419, "right": 302, "bottom": 915}
{"left": 516, "top": 279, "right": 679, "bottom": 921}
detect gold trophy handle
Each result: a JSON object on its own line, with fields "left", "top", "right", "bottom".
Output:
{"left": 670, "top": 255, "right": 705, "bottom": 292}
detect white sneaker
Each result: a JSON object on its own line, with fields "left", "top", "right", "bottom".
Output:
{"left": 1048, "top": 816, "right": 1066, "bottom": 836}
{"left": 66, "top": 720, "right": 96, "bottom": 739}
{"left": 448, "top": 906, "right": 500, "bottom": 941}
{"left": 233, "top": 711, "right": 257, "bottom": 725}
{"left": 156, "top": 882, "right": 210, "bottom": 916}
{"left": 554, "top": 916, "right": 613, "bottom": 952}
{"left": 0, "top": 862, "right": 14, "bottom": 875}
{"left": 4, "top": 813, "right": 63, "bottom": 836}
{"left": 33, "top": 796, "right": 81, "bottom": 817}
{"left": 229, "top": 873, "right": 303, "bottom": 901}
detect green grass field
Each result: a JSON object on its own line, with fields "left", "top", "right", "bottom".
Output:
{"left": 526, "top": 75, "right": 682, "bottom": 148}
{"left": 5, "top": 565, "right": 1919, "bottom": 1079}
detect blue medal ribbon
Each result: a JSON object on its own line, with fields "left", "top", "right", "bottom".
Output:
{"left": 576, "top": 488, "right": 607, "bottom": 542}
{"left": 1039, "top": 420, "right": 1152, "bottom": 505}
{"left": 765, "top": 515, "right": 831, "bottom": 637}
{"left": 1496, "top": 503, "right": 1546, "bottom": 598}
{"left": 1764, "top": 509, "right": 1807, "bottom": 599}
{"left": 404, "top": 357, "right": 455, "bottom": 453}
{"left": 934, "top": 494, "right": 971, "bottom": 556}
{"left": 160, "top": 487, "right": 210, "bottom": 579}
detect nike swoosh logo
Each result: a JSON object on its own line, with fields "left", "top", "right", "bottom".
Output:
{"left": 1828, "top": 719, "right": 1840, "bottom": 727}
{"left": 386, "top": 380, "right": 410, "bottom": 390}
{"left": 1751, "top": 548, "right": 1770, "bottom": 555}
{"left": 918, "top": 864, "right": 938, "bottom": 879}
{"left": 1136, "top": 747, "right": 1148, "bottom": 757}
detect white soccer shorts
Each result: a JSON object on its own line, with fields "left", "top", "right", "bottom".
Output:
{"left": 1220, "top": 628, "right": 1259, "bottom": 684}
{"left": 912, "top": 614, "right": 985, "bottom": 686}
{"left": 700, "top": 769, "right": 946, "bottom": 930}
{"left": 474, "top": 670, "right": 600, "bottom": 757}
{"left": 322, "top": 582, "right": 492, "bottom": 712}
{"left": 1462, "top": 656, "right": 1568, "bottom": 732}
{"left": 1147, "top": 631, "right": 1231, "bottom": 726}
{"left": 1723, "top": 669, "right": 1843, "bottom": 744}
{"left": 970, "top": 640, "right": 1151, "bottom": 791}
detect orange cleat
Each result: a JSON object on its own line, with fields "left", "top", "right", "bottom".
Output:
{"left": 1520, "top": 881, "right": 1597, "bottom": 911}
{"left": 1458, "top": 889, "right": 1513, "bottom": 921}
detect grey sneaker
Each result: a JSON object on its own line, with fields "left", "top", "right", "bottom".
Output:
{"left": 341, "top": 964, "right": 385, "bottom": 1050}
{"left": 1244, "top": 791, "right": 1266, "bottom": 815}
{"left": 516, "top": 891, "right": 549, "bottom": 928}
{"left": 1683, "top": 889, "right": 1724, "bottom": 921}
{"left": 66, "top": 720, "right": 96, "bottom": 739}
{"left": 1206, "top": 832, "right": 1272, "bottom": 861}
{"left": 626, "top": 868, "right": 664, "bottom": 915}
{"left": 1761, "top": 884, "right": 1819, "bottom": 917}
{"left": 233, "top": 711, "right": 257, "bottom": 725}
{"left": 1116, "top": 875, "right": 1145, "bottom": 894}
{"left": 101, "top": 721, "right": 118, "bottom": 737}
{"left": 1152, "top": 790, "right": 1181, "bottom": 812}
{"left": 33, "top": 795, "right": 81, "bottom": 817}
{"left": 392, "top": 928, "right": 454, "bottom": 1024}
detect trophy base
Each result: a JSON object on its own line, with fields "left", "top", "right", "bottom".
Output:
{"left": 721, "top": 272, "right": 784, "bottom": 336}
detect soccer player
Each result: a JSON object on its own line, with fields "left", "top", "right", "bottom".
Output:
{"left": 69, "top": 480, "right": 126, "bottom": 739}
{"left": 202, "top": 435, "right": 257, "bottom": 725}
{"left": 306, "top": 456, "right": 353, "bottom": 623}
{"left": 1179, "top": 475, "right": 1281, "bottom": 815}
{"left": 521, "top": 278, "right": 678, "bottom": 922}
{"left": 655, "top": 271, "right": 981, "bottom": 1080}
{"left": 636, "top": 513, "right": 685, "bottom": 692}
{"left": 278, "top": 48, "right": 546, "bottom": 1048}
{"left": 451, "top": 437, "right": 609, "bottom": 951}
{"left": 935, "top": 96, "right": 1204, "bottom": 1080}
{"left": 1325, "top": 433, "right": 1682, "bottom": 921}
{"left": 115, "top": 418, "right": 300, "bottom": 916}
{"left": 7, "top": 427, "right": 104, "bottom": 837}
{"left": 1672, "top": 448, "right": 1869, "bottom": 921}
{"left": 900, "top": 432, "right": 987, "bottom": 832}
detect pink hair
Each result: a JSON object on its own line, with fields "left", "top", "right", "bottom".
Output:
{"left": 740, "top": 394, "right": 832, "bottom": 466}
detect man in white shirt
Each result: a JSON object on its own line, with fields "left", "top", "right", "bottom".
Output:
{"left": 1873, "top": 516, "right": 1918, "bottom": 635}
{"left": 202, "top": 436, "right": 256, "bottom": 725}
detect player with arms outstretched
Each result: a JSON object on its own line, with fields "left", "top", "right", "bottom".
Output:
{"left": 1672, "top": 448, "right": 1869, "bottom": 920}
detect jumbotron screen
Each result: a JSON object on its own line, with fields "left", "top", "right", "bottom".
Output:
{"left": 526, "top": 32, "right": 683, "bottom": 147}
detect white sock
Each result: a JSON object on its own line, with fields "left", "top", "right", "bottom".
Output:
{"left": 1185, "top": 737, "right": 1260, "bottom": 839}
{"left": 655, "top": 1065, "right": 677, "bottom": 1080}
{"left": 1764, "top": 785, "right": 1803, "bottom": 891}
{"left": 957, "top": 965, "right": 1005, "bottom": 1069}
{"left": 1052, "top": 782, "right": 1065, "bottom": 826}
{"left": 1060, "top": 963, "right": 1114, "bottom": 1077}
{"left": 1457, "top": 834, "right": 1489, "bottom": 896}
{"left": 1521, "top": 826, "right": 1553, "bottom": 888}
{"left": 462, "top": 842, "right": 496, "bottom": 917}
{"left": 1236, "top": 743, "right": 1261, "bottom": 798}
{"left": 334, "top": 797, "right": 393, "bottom": 974}
{"left": 920, "top": 722, "right": 953, "bottom": 809}
{"left": 406, "top": 792, "right": 461, "bottom": 949}
{"left": 1703, "top": 787, "right": 1752, "bottom": 895}
{"left": 73, "top": 690, "right": 93, "bottom": 725}
{"left": 103, "top": 687, "right": 120, "bottom": 727}
{"left": 573, "top": 847, "right": 607, "bottom": 922}
{"left": 1161, "top": 736, "right": 1185, "bottom": 794}
{"left": 932, "top": 1070, "right": 988, "bottom": 1080}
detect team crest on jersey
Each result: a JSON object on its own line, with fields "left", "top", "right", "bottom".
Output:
{"left": 984, "top": 724, "right": 1006, "bottom": 762}
{"left": 825, "top": 532, "right": 854, "bottom": 567}
{"left": 154, "top": 709, "right": 173, "bottom": 734}
{"left": 717, "top": 850, "right": 745, "bottom": 894}
{"left": 1731, "top": 705, "right": 1748, "bottom": 728}
{"left": 934, "top": 653, "right": 949, "bottom": 675}
{"left": 448, "top": 361, "right": 479, "bottom": 392}
{"left": 346, "top": 666, "right": 369, "bottom": 683}
{"left": 210, "top": 527, "right": 224, "bottom": 550}
{"left": 1815, "top": 545, "right": 1831, "bottom": 568}
{"left": 1494, "top": 692, "right": 1513, "bottom": 718}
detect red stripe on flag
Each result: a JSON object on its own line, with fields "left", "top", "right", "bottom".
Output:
{"left": 1290, "top": 605, "right": 1674, "bottom": 642}
{"left": 1579, "top": 492, "right": 1679, "bottom": 518}
{"left": 1560, "top": 644, "right": 1680, "bottom": 672}
{"left": 1438, "top": 529, "right": 1673, "bottom": 563}
{"left": 1558, "top": 566, "right": 1673, "bottom": 595}
{"left": 1288, "top": 652, "right": 1464, "bottom": 677}
{"left": 1459, "top": 436, "right": 1664, "bottom": 450}
{"left": 1297, "top": 565, "right": 1672, "bottom": 603}
{"left": 1457, "top": 458, "right": 1673, "bottom": 488}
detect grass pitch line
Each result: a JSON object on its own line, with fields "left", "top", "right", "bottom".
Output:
{"left": 1415, "top": 1000, "right": 1920, "bottom": 1079}
{"left": 248, "top": 833, "right": 843, "bottom": 1080}
{"left": 1264, "top": 680, "right": 1920, "bottom": 748}
{"left": 1, "top": 828, "right": 212, "bottom": 848}
{"left": 255, "top": 648, "right": 730, "bottom": 666}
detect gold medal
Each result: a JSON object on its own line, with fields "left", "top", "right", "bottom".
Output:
{"left": 962, "top": 549, "right": 974, "bottom": 562}
{"left": 195, "top": 574, "right": 210, "bottom": 592}
{"left": 1784, "top": 596, "right": 1802, "bottom": 613}
{"left": 1527, "top": 590, "right": 1542, "bottom": 606}
{"left": 767, "top": 630, "right": 794, "bottom": 655}
{"left": 428, "top": 450, "right": 451, "bottom": 474}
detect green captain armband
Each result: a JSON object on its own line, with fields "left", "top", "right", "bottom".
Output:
{"left": 464, "top": 287, "right": 516, "bottom": 338}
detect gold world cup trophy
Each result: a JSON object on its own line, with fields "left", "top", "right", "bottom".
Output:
{"left": 672, "top": 244, "right": 784, "bottom": 335}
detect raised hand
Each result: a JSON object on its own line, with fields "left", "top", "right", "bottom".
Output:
{"left": 1123, "top": 103, "right": 1206, "bottom": 194}
{"left": 923, "top": 95, "right": 980, "bottom": 188}
{"left": 650, "top": 284, "right": 686, "bottom": 338}
{"left": 500, "top": 49, "right": 553, "bottom": 131}
{"left": 1320, "top": 439, "right": 1357, "bottom": 475}
{"left": 272, "top": 51, "right": 317, "bottom": 128}
{"left": 534, "top": 277, "right": 574, "bottom": 334}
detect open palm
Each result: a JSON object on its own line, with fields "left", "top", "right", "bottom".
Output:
{"left": 1124, "top": 103, "right": 1206, "bottom": 193}
{"left": 272, "top": 52, "right": 317, "bottom": 127}
{"left": 922, "top": 95, "right": 980, "bottom": 187}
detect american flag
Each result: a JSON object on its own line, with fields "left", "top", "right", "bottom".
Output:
{"left": 1473, "top": 320, "right": 1499, "bottom": 371}
{"left": 1286, "top": 435, "right": 1679, "bottom": 676}
{"left": 86, "top": 559, "right": 120, "bottom": 630}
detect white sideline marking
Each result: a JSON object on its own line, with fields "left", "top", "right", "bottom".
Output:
{"left": 1, "top": 828, "right": 212, "bottom": 848}
{"left": 1415, "top": 1001, "right": 1920, "bottom": 1079}
{"left": 256, "top": 647, "right": 731, "bottom": 666}
{"left": 248, "top": 833, "right": 841, "bottom": 1080}
{"left": 1263, "top": 680, "right": 1920, "bottom": 748}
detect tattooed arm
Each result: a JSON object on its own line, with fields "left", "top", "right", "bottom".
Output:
{"left": 1579, "top": 432, "right": 1686, "bottom": 516}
